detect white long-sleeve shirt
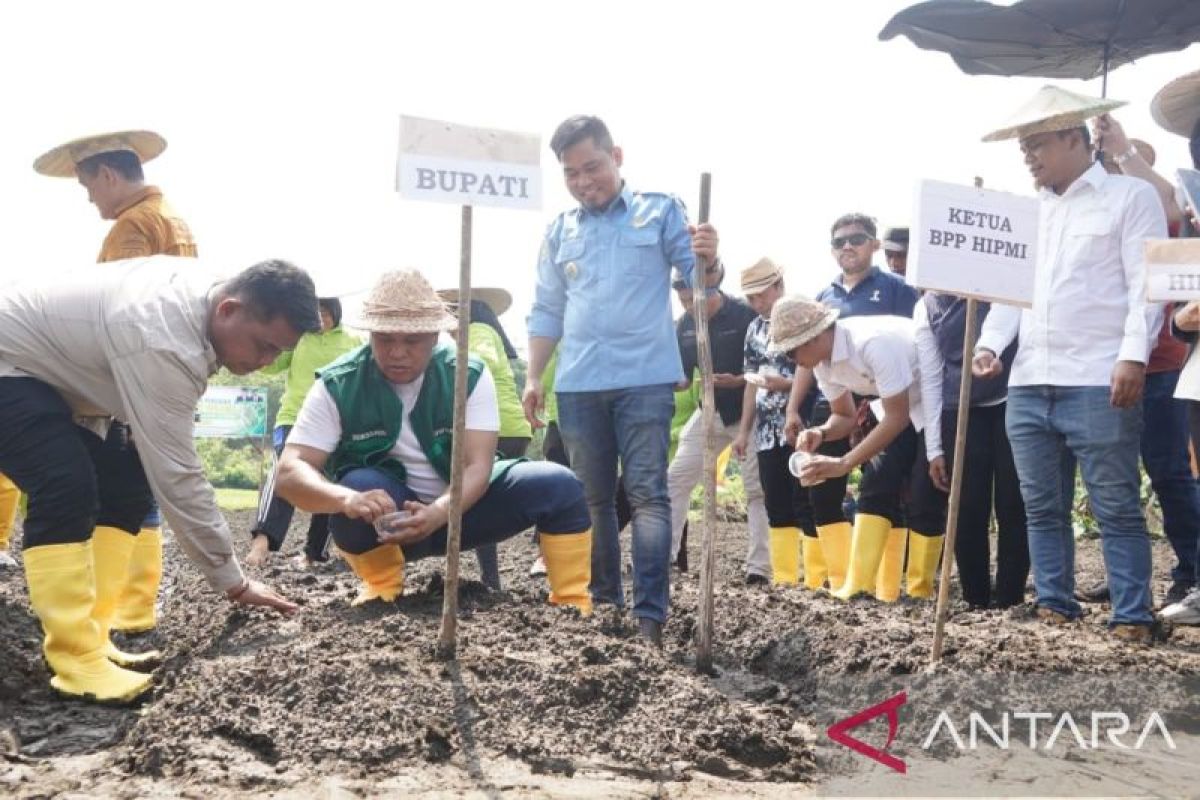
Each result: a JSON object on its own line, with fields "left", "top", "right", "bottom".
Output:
{"left": 0, "top": 257, "right": 244, "bottom": 591}
{"left": 976, "top": 163, "right": 1166, "bottom": 386}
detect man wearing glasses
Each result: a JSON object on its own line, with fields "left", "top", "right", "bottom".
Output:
{"left": 783, "top": 213, "right": 917, "bottom": 594}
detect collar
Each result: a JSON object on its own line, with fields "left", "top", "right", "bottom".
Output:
{"left": 827, "top": 323, "right": 852, "bottom": 367}
{"left": 112, "top": 185, "right": 161, "bottom": 218}
{"left": 1040, "top": 161, "right": 1106, "bottom": 201}
{"left": 833, "top": 265, "right": 882, "bottom": 291}
{"left": 582, "top": 182, "right": 633, "bottom": 217}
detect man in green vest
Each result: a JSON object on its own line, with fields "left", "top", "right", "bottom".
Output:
{"left": 274, "top": 270, "right": 592, "bottom": 613}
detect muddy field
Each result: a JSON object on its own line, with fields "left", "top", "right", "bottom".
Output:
{"left": 2, "top": 512, "right": 1199, "bottom": 798}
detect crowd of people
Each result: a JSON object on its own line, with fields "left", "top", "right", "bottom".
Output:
{"left": 2, "top": 67, "right": 1200, "bottom": 705}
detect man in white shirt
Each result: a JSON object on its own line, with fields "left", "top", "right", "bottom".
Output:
{"left": 275, "top": 270, "right": 592, "bottom": 615}
{"left": 973, "top": 86, "right": 1166, "bottom": 643}
{"left": 0, "top": 257, "right": 314, "bottom": 703}
{"left": 771, "top": 296, "right": 944, "bottom": 602}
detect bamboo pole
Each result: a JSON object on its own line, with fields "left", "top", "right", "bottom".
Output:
{"left": 692, "top": 173, "right": 718, "bottom": 674}
{"left": 437, "top": 204, "right": 473, "bottom": 660}
{"left": 930, "top": 297, "right": 977, "bottom": 664}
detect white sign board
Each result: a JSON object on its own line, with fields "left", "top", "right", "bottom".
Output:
{"left": 909, "top": 180, "right": 1039, "bottom": 307}
{"left": 1145, "top": 238, "right": 1200, "bottom": 301}
{"left": 396, "top": 115, "right": 541, "bottom": 210}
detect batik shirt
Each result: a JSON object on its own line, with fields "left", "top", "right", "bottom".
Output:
{"left": 743, "top": 314, "right": 795, "bottom": 452}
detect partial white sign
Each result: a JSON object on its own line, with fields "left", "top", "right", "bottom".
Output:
{"left": 1145, "top": 238, "right": 1200, "bottom": 302}
{"left": 397, "top": 115, "right": 541, "bottom": 210}
{"left": 909, "top": 180, "right": 1039, "bottom": 307}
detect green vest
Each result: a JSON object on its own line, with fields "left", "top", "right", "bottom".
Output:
{"left": 321, "top": 343, "right": 517, "bottom": 486}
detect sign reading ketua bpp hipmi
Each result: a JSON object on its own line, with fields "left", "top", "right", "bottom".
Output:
{"left": 396, "top": 115, "right": 541, "bottom": 211}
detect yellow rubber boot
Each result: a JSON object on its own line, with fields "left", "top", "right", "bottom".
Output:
{"left": 906, "top": 531, "right": 945, "bottom": 599}
{"left": 112, "top": 527, "right": 163, "bottom": 633}
{"left": 801, "top": 534, "right": 827, "bottom": 590}
{"left": 23, "top": 541, "right": 153, "bottom": 703}
{"left": 341, "top": 545, "right": 405, "bottom": 605}
{"left": 768, "top": 526, "right": 801, "bottom": 586}
{"left": 91, "top": 527, "right": 161, "bottom": 668}
{"left": 832, "top": 513, "right": 892, "bottom": 601}
{"left": 540, "top": 529, "right": 593, "bottom": 615}
{"left": 0, "top": 473, "right": 19, "bottom": 553}
{"left": 874, "top": 528, "right": 908, "bottom": 603}
{"left": 816, "top": 521, "right": 851, "bottom": 592}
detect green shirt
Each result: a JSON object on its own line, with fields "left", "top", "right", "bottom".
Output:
{"left": 262, "top": 326, "right": 362, "bottom": 427}
{"left": 468, "top": 322, "right": 531, "bottom": 440}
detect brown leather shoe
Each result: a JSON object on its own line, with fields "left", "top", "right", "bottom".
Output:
{"left": 1036, "top": 607, "right": 1072, "bottom": 624}
{"left": 1110, "top": 624, "right": 1152, "bottom": 644}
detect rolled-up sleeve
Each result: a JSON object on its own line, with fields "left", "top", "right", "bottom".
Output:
{"left": 111, "top": 351, "right": 243, "bottom": 592}
{"left": 527, "top": 221, "right": 566, "bottom": 341}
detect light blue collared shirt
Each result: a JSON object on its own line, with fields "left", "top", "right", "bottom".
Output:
{"left": 528, "top": 185, "right": 695, "bottom": 392}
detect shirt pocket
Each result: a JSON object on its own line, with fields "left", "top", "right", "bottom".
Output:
{"left": 1063, "top": 210, "right": 1115, "bottom": 267}
{"left": 555, "top": 237, "right": 593, "bottom": 286}
{"left": 617, "top": 229, "right": 663, "bottom": 276}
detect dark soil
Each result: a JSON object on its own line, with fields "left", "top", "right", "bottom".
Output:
{"left": 2, "top": 512, "right": 1198, "bottom": 797}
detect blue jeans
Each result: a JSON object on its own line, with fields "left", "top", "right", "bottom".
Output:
{"left": 1006, "top": 386, "right": 1153, "bottom": 625}
{"left": 557, "top": 385, "right": 674, "bottom": 623}
{"left": 328, "top": 461, "right": 589, "bottom": 558}
{"left": 1141, "top": 370, "right": 1200, "bottom": 585}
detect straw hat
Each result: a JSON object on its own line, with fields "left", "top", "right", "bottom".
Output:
{"left": 882, "top": 227, "right": 909, "bottom": 253}
{"left": 982, "top": 86, "right": 1126, "bottom": 143}
{"left": 436, "top": 286, "right": 512, "bottom": 316}
{"left": 349, "top": 270, "right": 457, "bottom": 333}
{"left": 1152, "top": 68, "right": 1200, "bottom": 138}
{"left": 33, "top": 130, "right": 167, "bottom": 178}
{"left": 768, "top": 295, "right": 839, "bottom": 353}
{"left": 740, "top": 257, "right": 785, "bottom": 294}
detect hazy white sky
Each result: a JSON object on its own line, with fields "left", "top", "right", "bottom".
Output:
{"left": 2, "top": 1, "right": 1198, "bottom": 345}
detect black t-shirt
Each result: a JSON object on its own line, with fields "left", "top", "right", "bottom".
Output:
{"left": 677, "top": 293, "right": 759, "bottom": 426}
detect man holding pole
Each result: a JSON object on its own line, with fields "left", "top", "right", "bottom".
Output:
{"left": 277, "top": 270, "right": 593, "bottom": 615}
{"left": 523, "top": 115, "right": 718, "bottom": 646}
{"left": 973, "top": 86, "right": 1165, "bottom": 643}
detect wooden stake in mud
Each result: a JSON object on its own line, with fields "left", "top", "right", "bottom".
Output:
{"left": 437, "top": 204, "right": 473, "bottom": 660}
{"left": 930, "top": 298, "right": 977, "bottom": 664}
{"left": 692, "top": 173, "right": 719, "bottom": 674}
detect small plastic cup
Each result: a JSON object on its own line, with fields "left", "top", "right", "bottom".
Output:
{"left": 789, "top": 450, "right": 826, "bottom": 487}
{"left": 374, "top": 510, "right": 413, "bottom": 538}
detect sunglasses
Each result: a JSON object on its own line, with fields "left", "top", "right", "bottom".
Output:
{"left": 831, "top": 233, "right": 872, "bottom": 249}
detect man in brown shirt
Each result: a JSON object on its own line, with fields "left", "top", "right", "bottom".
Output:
{"left": 34, "top": 130, "right": 198, "bottom": 647}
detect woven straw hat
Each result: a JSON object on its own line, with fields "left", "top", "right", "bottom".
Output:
{"left": 982, "top": 86, "right": 1126, "bottom": 143}
{"left": 349, "top": 270, "right": 458, "bottom": 333}
{"left": 740, "top": 257, "right": 785, "bottom": 295}
{"left": 33, "top": 130, "right": 166, "bottom": 178}
{"left": 1152, "top": 68, "right": 1200, "bottom": 138}
{"left": 436, "top": 287, "right": 512, "bottom": 316}
{"left": 768, "top": 295, "right": 839, "bottom": 353}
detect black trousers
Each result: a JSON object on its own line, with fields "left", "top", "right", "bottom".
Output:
{"left": 0, "top": 377, "right": 152, "bottom": 547}
{"left": 855, "top": 423, "right": 919, "bottom": 528}
{"left": 907, "top": 403, "right": 1029, "bottom": 608}
{"left": 756, "top": 444, "right": 816, "bottom": 535}
{"left": 807, "top": 399, "right": 852, "bottom": 528}
{"left": 255, "top": 425, "right": 332, "bottom": 561}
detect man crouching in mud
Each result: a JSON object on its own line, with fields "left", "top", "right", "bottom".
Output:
{"left": 274, "top": 269, "right": 593, "bottom": 614}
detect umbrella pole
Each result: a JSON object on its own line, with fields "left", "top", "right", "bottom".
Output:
{"left": 437, "top": 203, "right": 473, "bottom": 661}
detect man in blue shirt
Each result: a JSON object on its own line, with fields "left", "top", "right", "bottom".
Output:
{"left": 783, "top": 213, "right": 918, "bottom": 596}
{"left": 524, "top": 115, "right": 718, "bottom": 646}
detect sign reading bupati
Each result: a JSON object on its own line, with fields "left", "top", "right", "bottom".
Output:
{"left": 1145, "top": 239, "right": 1200, "bottom": 301}
{"left": 909, "top": 180, "right": 1039, "bottom": 307}
{"left": 194, "top": 386, "right": 268, "bottom": 439}
{"left": 396, "top": 115, "right": 541, "bottom": 210}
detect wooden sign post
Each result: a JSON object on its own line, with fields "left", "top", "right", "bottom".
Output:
{"left": 909, "top": 177, "right": 1038, "bottom": 664}
{"left": 692, "top": 173, "right": 718, "bottom": 674}
{"left": 396, "top": 116, "right": 541, "bottom": 659}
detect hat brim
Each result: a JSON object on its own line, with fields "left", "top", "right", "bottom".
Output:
{"left": 1152, "top": 69, "right": 1200, "bottom": 138}
{"left": 982, "top": 99, "right": 1126, "bottom": 143}
{"left": 437, "top": 287, "right": 512, "bottom": 316}
{"left": 742, "top": 277, "right": 782, "bottom": 295}
{"left": 346, "top": 310, "right": 458, "bottom": 334}
{"left": 33, "top": 130, "right": 167, "bottom": 178}
{"left": 882, "top": 241, "right": 908, "bottom": 253}
{"left": 768, "top": 308, "right": 839, "bottom": 354}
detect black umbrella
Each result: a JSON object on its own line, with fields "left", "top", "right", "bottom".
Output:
{"left": 879, "top": 0, "right": 1200, "bottom": 96}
